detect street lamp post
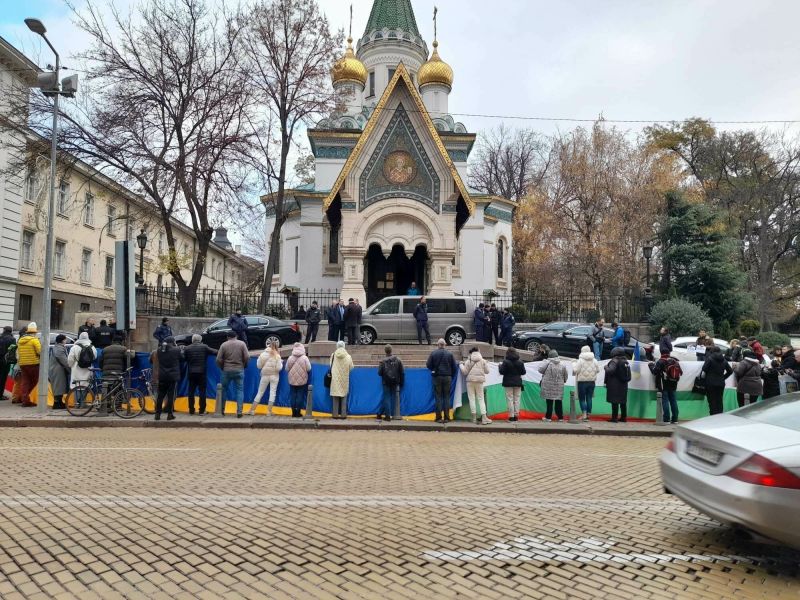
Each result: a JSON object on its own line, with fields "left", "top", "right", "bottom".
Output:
{"left": 643, "top": 246, "right": 654, "bottom": 321}
{"left": 26, "top": 18, "right": 61, "bottom": 414}
{"left": 136, "top": 229, "right": 148, "bottom": 285}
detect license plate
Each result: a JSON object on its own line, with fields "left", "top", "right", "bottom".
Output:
{"left": 686, "top": 441, "right": 723, "bottom": 466}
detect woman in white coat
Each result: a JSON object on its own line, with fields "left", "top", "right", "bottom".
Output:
{"left": 573, "top": 345, "right": 600, "bottom": 421}
{"left": 250, "top": 342, "right": 283, "bottom": 416}
{"left": 67, "top": 332, "right": 97, "bottom": 407}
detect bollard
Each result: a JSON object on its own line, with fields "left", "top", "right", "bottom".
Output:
{"left": 303, "top": 385, "right": 314, "bottom": 420}
{"left": 393, "top": 384, "right": 402, "bottom": 421}
{"left": 655, "top": 391, "right": 668, "bottom": 426}
{"left": 568, "top": 391, "right": 580, "bottom": 424}
{"left": 213, "top": 383, "right": 225, "bottom": 417}
{"left": 744, "top": 393, "right": 751, "bottom": 406}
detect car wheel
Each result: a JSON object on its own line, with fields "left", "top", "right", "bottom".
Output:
{"left": 446, "top": 328, "right": 465, "bottom": 346}
{"left": 265, "top": 335, "right": 282, "bottom": 348}
{"left": 526, "top": 340, "right": 541, "bottom": 353}
{"left": 360, "top": 327, "right": 376, "bottom": 345}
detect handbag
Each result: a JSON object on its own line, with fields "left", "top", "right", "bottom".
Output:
{"left": 691, "top": 375, "right": 706, "bottom": 395}
{"left": 323, "top": 355, "right": 334, "bottom": 389}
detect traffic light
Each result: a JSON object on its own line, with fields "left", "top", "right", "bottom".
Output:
{"left": 60, "top": 74, "right": 78, "bottom": 98}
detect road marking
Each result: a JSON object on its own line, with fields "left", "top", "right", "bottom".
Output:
{"left": 0, "top": 495, "right": 685, "bottom": 510}
{"left": 0, "top": 447, "right": 200, "bottom": 451}
{"left": 421, "top": 535, "right": 768, "bottom": 566}
{"left": 588, "top": 454, "right": 658, "bottom": 458}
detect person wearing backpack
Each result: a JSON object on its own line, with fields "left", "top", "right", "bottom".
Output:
{"left": 574, "top": 345, "right": 600, "bottom": 421}
{"left": 539, "top": 350, "right": 568, "bottom": 422}
{"left": 250, "top": 342, "right": 283, "bottom": 417}
{"left": 377, "top": 345, "right": 405, "bottom": 421}
{"left": 499, "top": 347, "right": 526, "bottom": 421}
{"left": 649, "top": 352, "right": 683, "bottom": 424}
{"left": 427, "top": 339, "right": 458, "bottom": 423}
{"left": 285, "top": 343, "right": 312, "bottom": 418}
{"left": 610, "top": 322, "right": 625, "bottom": 349}
{"left": 0, "top": 326, "right": 15, "bottom": 398}
{"left": 68, "top": 332, "right": 98, "bottom": 408}
{"left": 605, "top": 347, "right": 631, "bottom": 422}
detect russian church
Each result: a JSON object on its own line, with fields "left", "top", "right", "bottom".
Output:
{"left": 265, "top": 0, "right": 514, "bottom": 306}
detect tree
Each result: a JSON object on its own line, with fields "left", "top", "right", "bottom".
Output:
{"left": 647, "top": 119, "right": 800, "bottom": 328}
{"left": 239, "top": 0, "right": 339, "bottom": 313}
{"left": 656, "top": 191, "right": 750, "bottom": 328}
{"left": 40, "top": 0, "right": 254, "bottom": 308}
{"left": 650, "top": 298, "right": 714, "bottom": 338}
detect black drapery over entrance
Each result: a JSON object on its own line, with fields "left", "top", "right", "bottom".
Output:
{"left": 366, "top": 244, "right": 427, "bottom": 306}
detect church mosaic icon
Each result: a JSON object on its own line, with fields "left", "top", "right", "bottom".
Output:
{"left": 383, "top": 150, "right": 417, "bottom": 185}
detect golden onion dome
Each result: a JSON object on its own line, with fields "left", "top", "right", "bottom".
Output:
{"left": 332, "top": 37, "right": 368, "bottom": 87}
{"left": 418, "top": 41, "right": 454, "bottom": 89}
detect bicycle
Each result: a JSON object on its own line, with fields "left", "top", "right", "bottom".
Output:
{"left": 65, "top": 367, "right": 145, "bottom": 419}
{"left": 136, "top": 368, "right": 156, "bottom": 415}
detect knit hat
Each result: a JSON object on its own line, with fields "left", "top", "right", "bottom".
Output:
{"left": 580, "top": 345, "right": 590, "bottom": 353}
{"left": 78, "top": 332, "right": 90, "bottom": 341}
{"left": 337, "top": 341, "right": 346, "bottom": 349}
{"left": 26, "top": 322, "right": 38, "bottom": 333}
{"left": 548, "top": 349, "right": 558, "bottom": 358}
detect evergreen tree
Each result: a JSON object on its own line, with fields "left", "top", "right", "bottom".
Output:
{"left": 657, "top": 191, "right": 751, "bottom": 328}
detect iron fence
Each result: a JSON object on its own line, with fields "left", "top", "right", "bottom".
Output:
{"left": 457, "top": 290, "right": 655, "bottom": 323}
{"left": 136, "top": 286, "right": 341, "bottom": 320}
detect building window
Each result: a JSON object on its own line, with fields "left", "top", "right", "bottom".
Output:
{"left": 107, "top": 205, "right": 117, "bottom": 236}
{"left": 368, "top": 71, "right": 375, "bottom": 97}
{"left": 497, "top": 238, "right": 506, "bottom": 280}
{"left": 81, "top": 249, "right": 92, "bottom": 283}
{"left": 83, "top": 193, "right": 94, "bottom": 226}
{"left": 294, "top": 246, "right": 299, "bottom": 273}
{"left": 25, "top": 168, "right": 37, "bottom": 203}
{"left": 57, "top": 181, "right": 69, "bottom": 215}
{"left": 80, "top": 302, "right": 90, "bottom": 312}
{"left": 274, "top": 242, "right": 280, "bottom": 274}
{"left": 20, "top": 230, "right": 34, "bottom": 271}
{"left": 18, "top": 294, "right": 32, "bottom": 321}
{"left": 104, "top": 256, "right": 114, "bottom": 288}
{"left": 329, "top": 226, "right": 339, "bottom": 264}
{"left": 388, "top": 67, "right": 396, "bottom": 81}
{"left": 211, "top": 258, "right": 216, "bottom": 280}
{"left": 158, "top": 232, "right": 165, "bottom": 254}
{"left": 54, "top": 241, "right": 66, "bottom": 278}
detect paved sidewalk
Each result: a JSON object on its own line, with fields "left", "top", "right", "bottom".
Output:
{"left": 0, "top": 402, "right": 675, "bottom": 436}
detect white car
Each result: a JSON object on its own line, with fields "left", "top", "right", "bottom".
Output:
{"left": 660, "top": 393, "right": 800, "bottom": 549}
{"left": 652, "top": 337, "right": 730, "bottom": 362}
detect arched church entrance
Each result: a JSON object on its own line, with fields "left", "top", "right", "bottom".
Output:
{"left": 365, "top": 243, "right": 428, "bottom": 306}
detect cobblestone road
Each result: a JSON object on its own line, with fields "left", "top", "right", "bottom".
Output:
{"left": 0, "top": 429, "right": 798, "bottom": 599}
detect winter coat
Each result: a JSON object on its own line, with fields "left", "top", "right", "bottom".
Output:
{"left": 257, "top": 351, "right": 283, "bottom": 377}
{"left": 590, "top": 324, "right": 605, "bottom": 343}
{"left": 343, "top": 303, "right": 362, "bottom": 328}
{"left": 500, "top": 313, "right": 515, "bottom": 335}
{"left": 413, "top": 303, "right": 429, "bottom": 324}
{"left": 490, "top": 309, "right": 502, "bottom": 326}
{"left": 0, "top": 332, "right": 15, "bottom": 363}
{"left": 659, "top": 334, "right": 673, "bottom": 356}
{"left": 94, "top": 325, "right": 115, "bottom": 349}
{"left": 473, "top": 308, "right": 487, "bottom": 329}
{"left": 305, "top": 306, "right": 322, "bottom": 325}
{"left": 460, "top": 351, "right": 490, "bottom": 383}
{"left": 100, "top": 344, "right": 130, "bottom": 374}
{"left": 702, "top": 352, "right": 733, "bottom": 389}
{"left": 326, "top": 305, "right": 344, "bottom": 325}
{"left": 735, "top": 358, "right": 763, "bottom": 397}
{"left": 228, "top": 314, "right": 249, "bottom": 342}
{"left": 157, "top": 345, "right": 183, "bottom": 383}
{"left": 573, "top": 350, "right": 600, "bottom": 383}
{"left": 183, "top": 342, "right": 216, "bottom": 375}
{"left": 649, "top": 356, "right": 681, "bottom": 392}
{"left": 427, "top": 348, "right": 457, "bottom": 377}
{"left": 378, "top": 355, "right": 405, "bottom": 387}
{"left": 68, "top": 339, "right": 97, "bottom": 388}
{"left": 611, "top": 327, "right": 625, "bottom": 348}
{"left": 216, "top": 339, "right": 250, "bottom": 371}
{"left": 604, "top": 348, "right": 630, "bottom": 405}
{"left": 49, "top": 343, "right": 71, "bottom": 395}
{"left": 153, "top": 324, "right": 173, "bottom": 344}
{"left": 16, "top": 335, "right": 41, "bottom": 366}
{"left": 286, "top": 346, "right": 312, "bottom": 386}
{"left": 498, "top": 349, "right": 525, "bottom": 388}
{"left": 726, "top": 345, "right": 743, "bottom": 363}
{"left": 329, "top": 348, "right": 354, "bottom": 397}
{"left": 761, "top": 366, "right": 781, "bottom": 399}
{"left": 538, "top": 358, "right": 568, "bottom": 400}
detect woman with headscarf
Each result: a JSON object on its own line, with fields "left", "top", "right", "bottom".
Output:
{"left": 155, "top": 336, "right": 183, "bottom": 420}
{"left": 329, "top": 341, "right": 354, "bottom": 419}
{"left": 49, "top": 334, "right": 70, "bottom": 409}
{"left": 250, "top": 341, "right": 283, "bottom": 416}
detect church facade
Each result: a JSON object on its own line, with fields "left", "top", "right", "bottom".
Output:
{"left": 264, "top": 0, "right": 514, "bottom": 307}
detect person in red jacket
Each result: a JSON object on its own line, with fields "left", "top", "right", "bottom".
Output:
{"left": 748, "top": 337, "right": 765, "bottom": 362}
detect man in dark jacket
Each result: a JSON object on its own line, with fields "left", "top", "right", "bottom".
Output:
{"left": 0, "top": 325, "right": 15, "bottom": 394}
{"left": 183, "top": 334, "right": 217, "bottom": 415}
{"left": 658, "top": 327, "right": 673, "bottom": 356}
{"left": 474, "top": 304, "right": 487, "bottom": 343}
{"left": 78, "top": 319, "right": 96, "bottom": 341}
{"left": 228, "top": 311, "right": 249, "bottom": 345}
{"left": 155, "top": 337, "right": 183, "bottom": 421}
{"left": 649, "top": 352, "right": 682, "bottom": 424}
{"left": 413, "top": 297, "right": 431, "bottom": 345}
{"left": 94, "top": 320, "right": 115, "bottom": 349}
{"left": 343, "top": 298, "right": 361, "bottom": 346}
{"left": 153, "top": 318, "right": 173, "bottom": 345}
{"left": 304, "top": 302, "right": 322, "bottom": 344}
{"left": 427, "top": 339, "right": 458, "bottom": 423}
{"left": 701, "top": 347, "right": 733, "bottom": 415}
{"left": 489, "top": 304, "right": 502, "bottom": 345}
{"left": 500, "top": 309, "right": 515, "bottom": 347}
{"left": 99, "top": 335, "right": 132, "bottom": 413}
{"left": 377, "top": 345, "right": 405, "bottom": 421}
{"left": 499, "top": 347, "right": 526, "bottom": 421}
{"left": 326, "top": 300, "right": 344, "bottom": 342}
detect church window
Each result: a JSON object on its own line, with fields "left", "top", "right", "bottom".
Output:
{"left": 388, "top": 67, "right": 396, "bottom": 81}
{"left": 294, "top": 246, "right": 299, "bottom": 273}
{"left": 368, "top": 71, "right": 375, "bottom": 97}
{"left": 497, "top": 238, "right": 506, "bottom": 280}
{"left": 328, "top": 226, "right": 339, "bottom": 264}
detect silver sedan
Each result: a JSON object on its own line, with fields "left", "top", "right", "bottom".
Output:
{"left": 659, "top": 393, "right": 800, "bottom": 549}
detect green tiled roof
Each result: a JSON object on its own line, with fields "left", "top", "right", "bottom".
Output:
{"left": 363, "top": 0, "right": 420, "bottom": 37}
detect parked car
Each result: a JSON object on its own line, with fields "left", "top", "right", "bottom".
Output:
{"left": 511, "top": 324, "right": 640, "bottom": 359}
{"left": 14, "top": 330, "right": 77, "bottom": 347}
{"left": 173, "top": 316, "right": 300, "bottom": 350}
{"left": 535, "top": 321, "right": 582, "bottom": 334}
{"left": 660, "top": 393, "right": 800, "bottom": 549}
{"left": 652, "top": 337, "right": 730, "bottom": 362}
{"left": 360, "top": 296, "right": 476, "bottom": 346}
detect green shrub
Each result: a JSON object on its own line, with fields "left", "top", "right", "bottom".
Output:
{"left": 717, "top": 320, "right": 733, "bottom": 342}
{"left": 509, "top": 304, "right": 529, "bottom": 322}
{"left": 756, "top": 331, "right": 791, "bottom": 350}
{"left": 650, "top": 298, "right": 713, "bottom": 338}
{"left": 583, "top": 308, "right": 601, "bottom": 324}
{"left": 529, "top": 310, "right": 558, "bottom": 323}
{"left": 739, "top": 319, "right": 761, "bottom": 337}
{"left": 266, "top": 303, "right": 289, "bottom": 320}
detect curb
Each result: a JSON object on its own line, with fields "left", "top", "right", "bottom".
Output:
{"left": 0, "top": 415, "right": 675, "bottom": 437}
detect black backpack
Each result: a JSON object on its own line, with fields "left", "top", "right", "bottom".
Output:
{"left": 4, "top": 343, "right": 17, "bottom": 365}
{"left": 383, "top": 356, "right": 401, "bottom": 384}
{"left": 77, "top": 345, "right": 95, "bottom": 369}
{"left": 619, "top": 361, "right": 632, "bottom": 383}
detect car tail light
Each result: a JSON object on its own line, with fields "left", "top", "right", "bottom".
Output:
{"left": 727, "top": 454, "right": 800, "bottom": 489}
{"left": 291, "top": 323, "right": 300, "bottom": 333}
{"left": 665, "top": 439, "right": 676, "bottom": 453}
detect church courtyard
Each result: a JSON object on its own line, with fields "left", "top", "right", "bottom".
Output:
{"left": 0, "top": 428, "right": 797, "bottom": 599}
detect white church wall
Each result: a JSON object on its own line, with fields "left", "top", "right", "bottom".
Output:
{"left": 453, "top": 207, "right": 487, "bottom": 293}
{"left": 315, "top": 159, "right": 347, "bottom": 191}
